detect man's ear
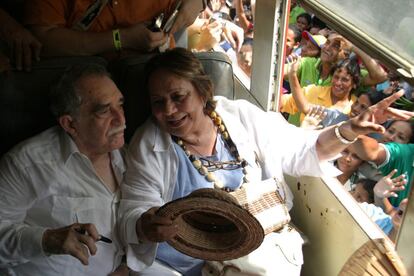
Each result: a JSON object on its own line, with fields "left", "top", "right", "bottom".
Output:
{"left": 59, "top": 115, "right": 77, "bottom": 137}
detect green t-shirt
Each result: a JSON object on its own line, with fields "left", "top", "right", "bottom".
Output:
{"left": 380, "top": 143, "right": 414, "bottom": 207}
{"left": 289, "top": 6, "right": 306, "bottom": 24}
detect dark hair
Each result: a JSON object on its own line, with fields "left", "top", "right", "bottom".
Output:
{"left": 386, "top": 120, "right": 414, "bottom": 143}
{"left": 331, "top": 58, "right": 361, "bottom": 92}
{"left": 311, "top": 16, "right": 327, "bottom": 30}
{"left": 288, "top": 24, "right": 302, "bottom": 44}
{"left": 144, "top": 48, "right": 216, "bottom": 114}
{"left": 356, "top": 178, "right": 376, "bottom": 203}
{"left": 50, "top": 63, "right": 111, "bottom": 119}
{"left": 297, "top": 13, "right": 312, "bottom": 26}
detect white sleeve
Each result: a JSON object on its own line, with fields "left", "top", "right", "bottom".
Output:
{"left": 0, "top": 154, "right": 47, "bottom": 267}
{"left": 119, "top": 128, "right": 166, "bottom": 272}
{"left": 234, "top": 100, "right": 340, "bottom": 178}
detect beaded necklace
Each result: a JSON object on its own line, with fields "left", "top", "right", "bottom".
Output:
{"left": 173, "top": 111, "right": 249, "bottom": 190}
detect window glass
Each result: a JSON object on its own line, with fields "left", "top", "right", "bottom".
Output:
{"left": 307, "top": 0, "right": 414, "bottom": 65}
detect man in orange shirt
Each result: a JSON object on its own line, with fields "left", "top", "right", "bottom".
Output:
{"left": 23, "top": 0, "right": 207, "bottom": 57}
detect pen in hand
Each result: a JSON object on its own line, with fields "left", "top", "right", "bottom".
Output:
{"left": 76, "top": 229, "right": 112, "bottom": 244}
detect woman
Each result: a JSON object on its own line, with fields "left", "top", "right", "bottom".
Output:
{"left": 119, "top": 48, "right": 412, "bottom": 275}
{"left": 380, "top": 119, "right": 414, "bottom": 144}
{"left": 282, "top": 57, "right": 360, "bottom": 123}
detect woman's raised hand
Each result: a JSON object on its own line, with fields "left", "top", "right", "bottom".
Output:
{"left": 348, "top": 90, "right": 414, "bottom": 136}
{"left": 286, "top": 54, "right": 301, "bottom": 77}
{"left": 374, "top": 169, "right": 407, "bottom": 198}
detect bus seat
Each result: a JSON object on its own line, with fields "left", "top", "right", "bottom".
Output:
{"left": 0, "top": 57, "right": 108, "bottom": 156}
{"left": 109, "top": 51, "right": 235, "bottom": 142}
{"left": 0, "top": 52, "right": 235, "bottom": 156}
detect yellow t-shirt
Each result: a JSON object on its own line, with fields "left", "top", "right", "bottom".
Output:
{"left": 281, "top": 85, "right": 356, "bottom": 122}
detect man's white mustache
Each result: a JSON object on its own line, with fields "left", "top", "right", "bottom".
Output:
{"left": 108, "top": 125, "right": 126, "bottom": 136}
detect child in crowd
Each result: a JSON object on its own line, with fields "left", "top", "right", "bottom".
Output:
{"left": 309, "top": 16, "right": 327, "bottom": 35}
{"left": 286, "top": 24, "right": 301, "bottom": 57}
{"left": 350, "top": 178, "right": 376, "bottom": 203}
{"left": 300, "top": 31, "right": 326, "bottom": 58}
{"left": 295, "top": 12, "right": 311, "bottom": 32}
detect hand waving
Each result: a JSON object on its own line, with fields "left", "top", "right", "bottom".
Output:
{"left": 374, "top": 169, "right": 407, "bottom": 198}
{"left": 300, "top": 105, "right": 327, "bottom": 130}
{"left": 349, "top": 90, "right": 414, "bottom": 136}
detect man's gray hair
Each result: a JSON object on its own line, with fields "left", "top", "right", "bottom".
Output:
{"left": 50, "top": 63, "right": 111, "bottom": 118}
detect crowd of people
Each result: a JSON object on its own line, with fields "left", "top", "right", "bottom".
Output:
{"left": 0, "top": 0, "right": 413, "bottom": 275}
{"left": 280, "top": 0, "right": 414, "bottom": 243}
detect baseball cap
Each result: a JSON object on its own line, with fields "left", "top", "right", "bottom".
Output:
{"left": 302, "top": 31, "right": 327, "bottom": 48}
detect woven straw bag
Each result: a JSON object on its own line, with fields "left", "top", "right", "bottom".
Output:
{"left": 229, "top": 178, "right": 291, "bottom": 234}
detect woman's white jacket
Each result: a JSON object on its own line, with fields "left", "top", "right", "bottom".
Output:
{"left": 119, "top": 96, "right": 337, "bottom": 271}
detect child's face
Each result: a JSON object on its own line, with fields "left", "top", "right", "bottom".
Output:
{"left": 350, "top": 184, "right": 370, "bottom": 203}
{"left": 301, "top": 39, "right": 320, "bottom": 57}
{"left": 296, "top": 17, "right": 310, "bottom": 32}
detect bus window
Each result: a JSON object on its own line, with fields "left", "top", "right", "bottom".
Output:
{"left": 250, "top": 0, "right": 414, "bottom": 273}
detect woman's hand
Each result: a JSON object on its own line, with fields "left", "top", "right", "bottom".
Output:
{"left": 341, "top": 90, "right": 414, "bottom": 139}
{"left": 136, "top": 207, "right": 178, "bottom": 242}
{"left": 374, "top": 169, "right": 407, "bottom": 198}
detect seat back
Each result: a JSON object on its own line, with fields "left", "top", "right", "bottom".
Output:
{"left": 0, "top": 52, "right": 235, "bottom": 156}
{"left": 0, "top": 57, "right": 108, "bottom": 156}
{"left": 110, "top": 51, "right": 234, "bottom": 141}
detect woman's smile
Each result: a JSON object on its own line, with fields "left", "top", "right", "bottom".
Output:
{"left": 167, "top": 114, "right": 188, "bottom": 129}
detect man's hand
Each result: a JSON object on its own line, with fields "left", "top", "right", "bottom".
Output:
{"left": 1, "top": 22, "right": 42, "bottom": 72}
{"left": 136, "top": 207, "right": 178, "bottom": 243}
{"left": 42, "top": 223, "right": 99, "bottom": 265}
{"left": 170, "top": 0, "right": 204, "bottom": 35}
{"left": 122, "top": 23, "right": 168, "bottom": 52}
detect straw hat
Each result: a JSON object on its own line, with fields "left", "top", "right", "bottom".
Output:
{"left": 156, "top": 188, "right": 264, "bottom": 261}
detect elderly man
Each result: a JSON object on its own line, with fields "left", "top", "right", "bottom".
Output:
{"left": 0, "top": 64, "right": 126, "bottom": 275}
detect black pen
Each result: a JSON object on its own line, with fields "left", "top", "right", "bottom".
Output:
{"left": 76, "top": 229, "right": 113, "bottom": 244}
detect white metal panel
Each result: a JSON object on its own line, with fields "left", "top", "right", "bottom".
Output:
{"left": 396, "top": 183, "right": 414, "bottom": 274}
{"left": 249, "top": 0, "right": 286, "bottom": 110}
{"left": 285, "top": 174, "right": 393, "bottom": 275}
